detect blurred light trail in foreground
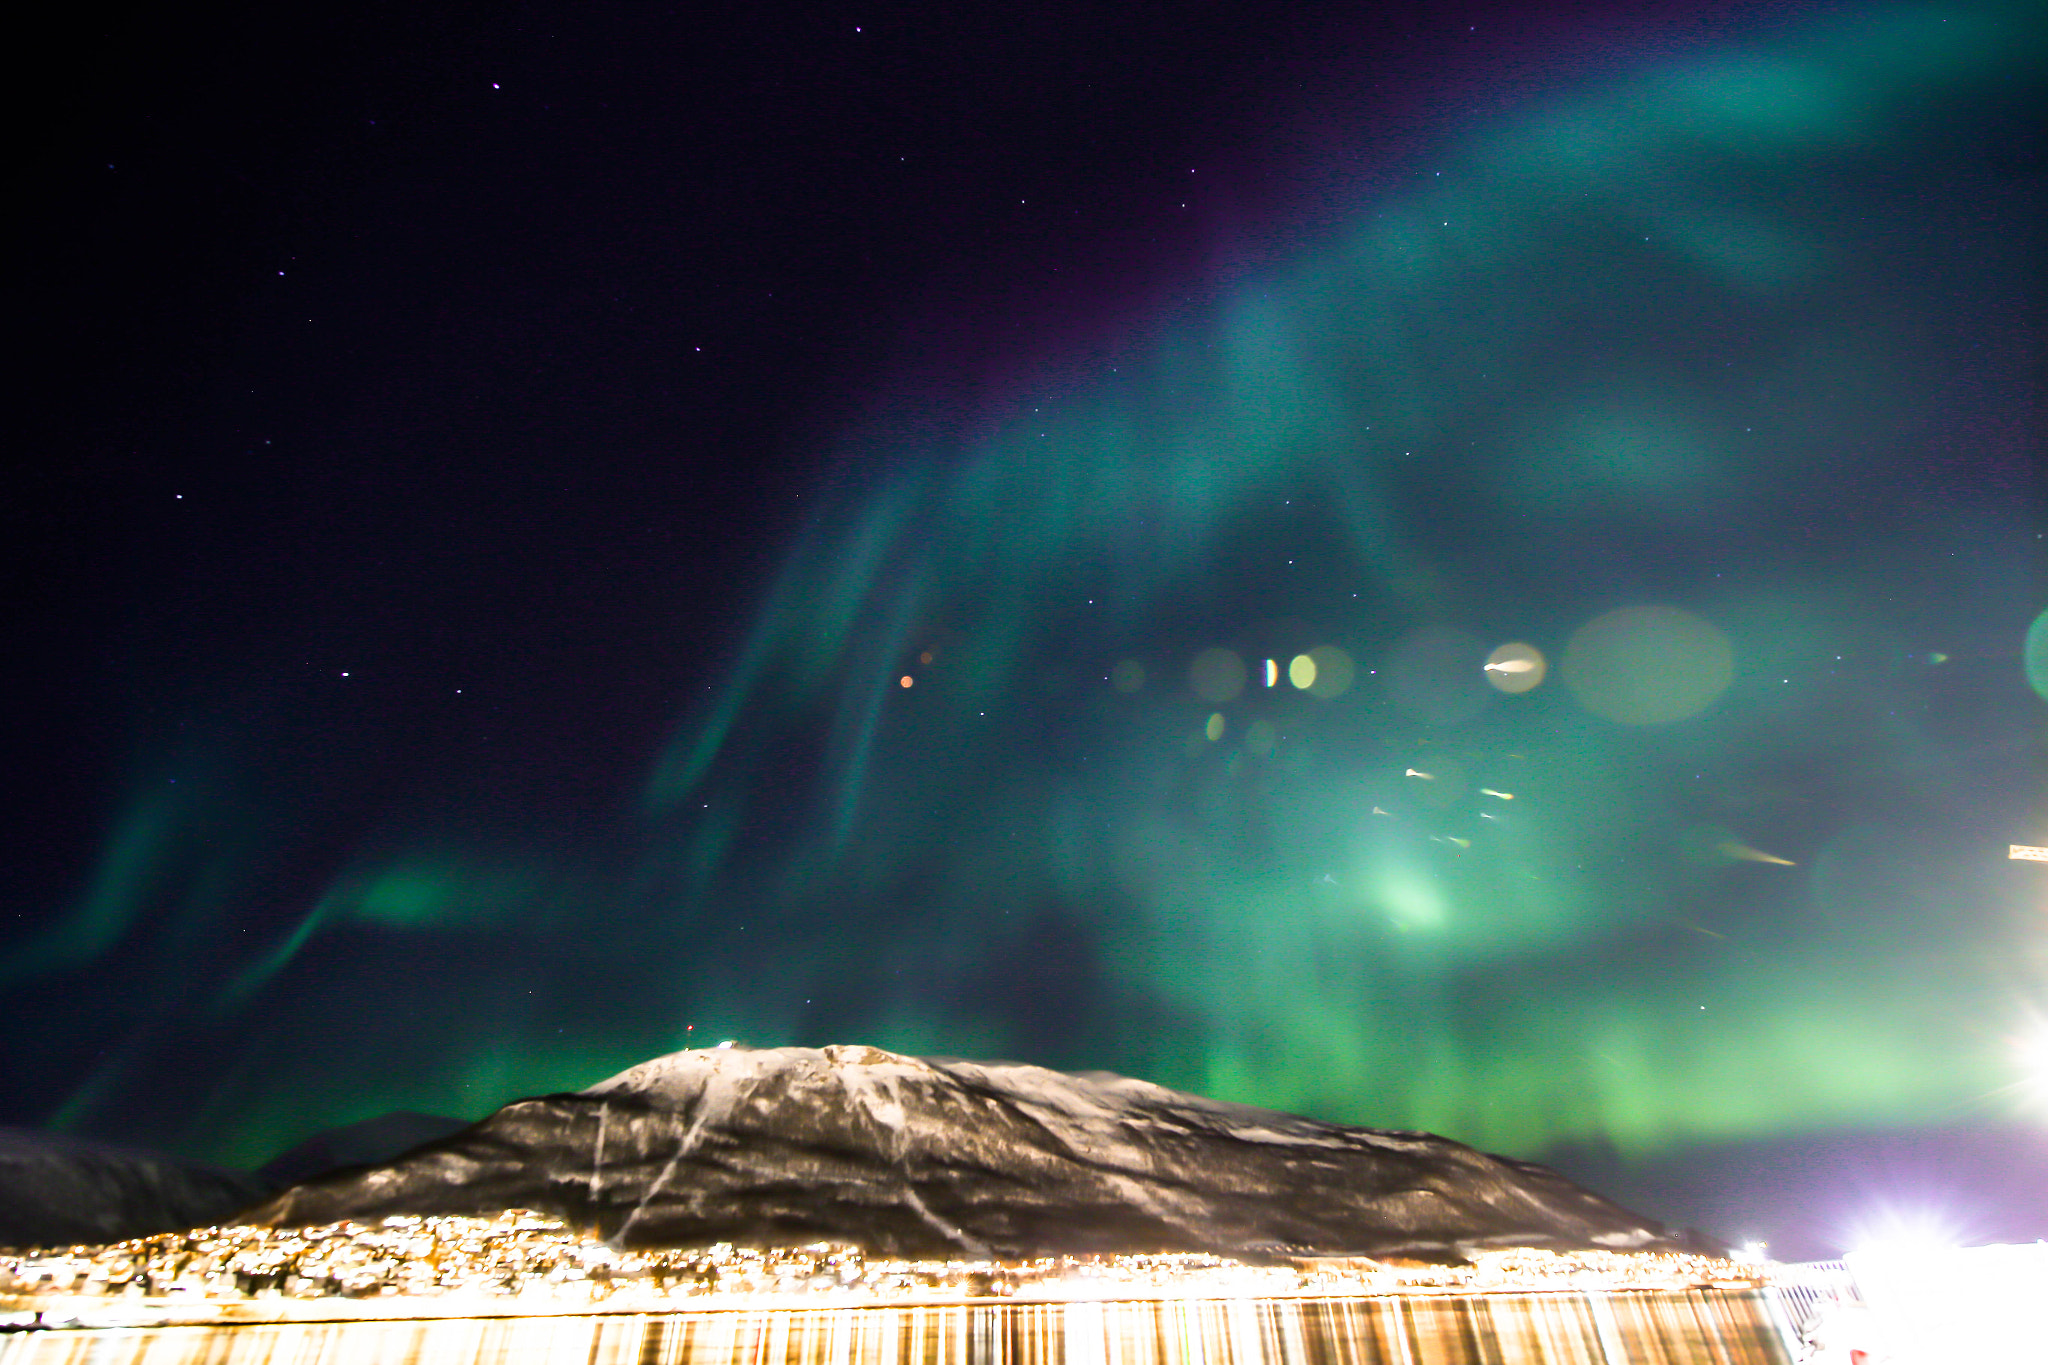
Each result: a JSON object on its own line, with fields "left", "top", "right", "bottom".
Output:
{"left": 0, "top": 1290, "right": 1796, "bottom": 1365}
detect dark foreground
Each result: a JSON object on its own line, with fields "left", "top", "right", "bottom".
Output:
{"left": 0, "top": 1291, "right": 1791, "bottom": 1365}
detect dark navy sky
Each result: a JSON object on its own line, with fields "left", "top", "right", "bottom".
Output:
{"left": 11, "top": 0, "right": 2045, "bottom": 1259}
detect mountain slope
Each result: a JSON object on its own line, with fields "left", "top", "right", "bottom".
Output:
{"left": 242, "top": 1044, "right": 1685, "bottom": 1260}
{"left": 0, "top": 1129, "right": 272, "bottom": 1250}
{"left": 256, "top": 1111, "right": 472, "bottom": 1188}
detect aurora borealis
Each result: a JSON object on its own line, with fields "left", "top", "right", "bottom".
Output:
{"left": 11, "top": 0, "right": 2045, "bottom": 1256}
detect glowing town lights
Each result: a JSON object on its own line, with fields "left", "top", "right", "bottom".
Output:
{"left": 1482, "top": 642, "right": 1546, "bottom": 694}
{"left": 0, "top": 1216, "right": 1774, "bottom": 1325}
{"left": 1405, "top": 768, "right": 1435, "bottom": 780}
{"left": 1479, "top": 788, "right": 1514, "bottom": 800}
{"left": 2009, "top": 845, "right": 2048, "bottom": 862}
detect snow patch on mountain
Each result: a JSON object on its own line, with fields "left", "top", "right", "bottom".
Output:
{"left": 246, "top": 1042, "right": 1699, "bottom": 1260}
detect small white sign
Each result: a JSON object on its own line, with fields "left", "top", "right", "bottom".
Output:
{"left": 2010, "top": 845, "right": 2048, "bottom": 862}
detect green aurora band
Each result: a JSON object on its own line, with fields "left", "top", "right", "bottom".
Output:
{"left": 19, "top": 3, "right": 2045, "bottom": 1171}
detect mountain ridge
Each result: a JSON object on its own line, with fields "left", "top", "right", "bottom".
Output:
{"left": 242, "top": 1043, "right": 1695, "bottom": 1261}
{"left": 0, "top": 1128, "right": 272, "bottom": 1250}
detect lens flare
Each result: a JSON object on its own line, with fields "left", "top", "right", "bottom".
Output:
{"left": 1562, "top": 605, "right": 1733, "bottom": 725}
{"left": 2026, "top": 608, "right": 2048, "bottom": 703}
{"left": 1715, "top": 840, "right": 1795, "bottom": 866}
{"left": 1303, "top": 645, "right": 1354, "bottom": 699}
{"left": 1189, "top": 648, "right": 1248, "bottom": 703}
{"left": 1483, "top": 642, "right": 1547, "bottom": 694}
{"left": 2015, "top": 1014, "right": 2048, "bottom": 1119}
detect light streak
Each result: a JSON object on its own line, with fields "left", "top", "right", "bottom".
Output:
{"left": 1714, "top": 841, "right": 1794, "bottom": 867}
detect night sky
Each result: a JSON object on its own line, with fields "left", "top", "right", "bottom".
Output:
{"left": 12, "top": 0, "right": 2045, "bottom": 1260}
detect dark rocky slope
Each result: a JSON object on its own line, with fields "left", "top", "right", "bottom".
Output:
{"left": 256, "top": 1111, "right": 471, "bottom": 1188}
{"left": 243, "top": 1044, "right": 1689, "bottom": 1260}
{"left": 0, "top": 1129, "right": 272, "bottom": 1250}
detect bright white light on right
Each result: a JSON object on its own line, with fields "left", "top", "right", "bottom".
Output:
{"left": 1844, "top": 1204, "right": 1965, "bottom": 1260}
{"left": 2016, "top": 1015, "right": 2048, "bottom": 1118}
{"left": 1846, "top": 1242, "right": 2048, "bottom": 1365}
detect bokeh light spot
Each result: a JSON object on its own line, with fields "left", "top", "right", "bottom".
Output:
{"left": 1304, "top": 645, "right": 1354, "bottom": 699}
{"left": 2025, "top": 608, "right": 2048, "bottom": 703}
{"left": 1264, "top": 658, "right": 1278, "bottom": 688}
{"left": 1110, "top": 659, "right": 1145, "bottom": 693}
{"left": 899, "top": 674, "right": 913, "bottom": 688}
{"left": 1288, "top": 654, "right": 1316, "bottom": 689}
{"left": 1562, "top": 605, "right": 1733, "bottom": 724}
{"left": 1204, "top": 712, "right": 1225, "bottom": 742}
{"left": 1483, "top": 641, "right": 1547, "bottom": 694}
{"left": 1189, "top": 647, "right": 1248, "bottom": 703}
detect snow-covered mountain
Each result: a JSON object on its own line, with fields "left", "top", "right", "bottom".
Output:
{"left": 242, "top": 1044, "right": 1689, "bottom": 1260}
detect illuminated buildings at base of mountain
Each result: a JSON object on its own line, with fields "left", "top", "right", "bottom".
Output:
{"left": 1, "top": 1210, "right": 1764, "bottom": 1327}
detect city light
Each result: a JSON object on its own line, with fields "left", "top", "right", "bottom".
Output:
{"left": 0, "top": 1213, "right": 1771, "bottom": 1328}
